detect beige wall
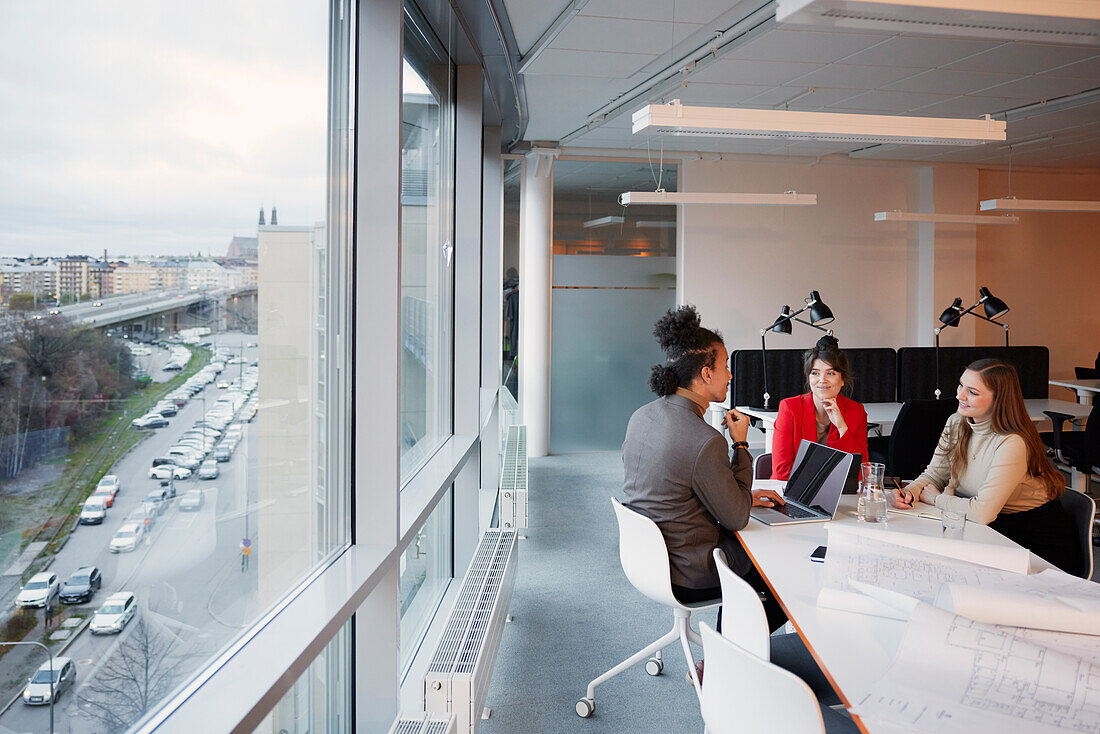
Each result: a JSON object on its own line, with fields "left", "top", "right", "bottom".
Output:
{"left": 976, "top": 169, "right": 1100, "bottom": 395}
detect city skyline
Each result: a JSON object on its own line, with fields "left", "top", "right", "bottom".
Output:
{"left": 0, "top": 1, "right": 328, "bottom": 258}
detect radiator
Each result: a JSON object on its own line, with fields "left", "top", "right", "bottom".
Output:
{"left": 424, "top": 530, "right": 518, "bottom": 734}
{"left": 499, "top": 425, "right": 527, "bottom": 531}
{"left": 387, "top": 713, "right": 456, "bottom": 734}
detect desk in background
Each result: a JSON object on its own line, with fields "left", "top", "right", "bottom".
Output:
{"left": 1049, "top": 378, "right": 1100, "bottom": 405}
{"left": 736, "top": 496, "right": 1056, "bottom": 734}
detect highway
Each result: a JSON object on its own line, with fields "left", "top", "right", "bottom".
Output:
{"left": 0, "top": 333, "right": 259, "bottom": 734}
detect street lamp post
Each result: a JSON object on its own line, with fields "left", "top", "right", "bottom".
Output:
{"left": 0, "top": 639, "right": 55, "bottom": 734}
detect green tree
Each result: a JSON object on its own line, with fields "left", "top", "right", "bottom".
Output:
{"left": 7, "top": 293, "right": 39, "bottom": 311}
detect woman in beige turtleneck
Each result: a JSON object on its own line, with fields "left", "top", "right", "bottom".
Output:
{"left": 893, "top": 359, "right": 1078, "bottom": 574}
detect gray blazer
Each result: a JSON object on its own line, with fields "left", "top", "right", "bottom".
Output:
{"left": 622, "top": 394, "right": 754, "bottom": 589}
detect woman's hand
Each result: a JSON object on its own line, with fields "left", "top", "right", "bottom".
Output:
{"left": 752, "top": 489, "right": 785, "bottom": 508}
{"left": 891, "top": 487, "right": 914, "bottom": 509}
{"left": 725, "top": 408, "right": 750, "bottom": 444}
{"left": 820, "top": 398, "right": 848, "bottom": 437}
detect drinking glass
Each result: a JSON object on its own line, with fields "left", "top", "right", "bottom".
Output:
{"left": 941, "top": 508, "right": 965, "bottom": 539}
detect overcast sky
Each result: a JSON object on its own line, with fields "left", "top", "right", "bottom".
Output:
{"left": 0, "top": 1, "right": 328, "bottom": 259}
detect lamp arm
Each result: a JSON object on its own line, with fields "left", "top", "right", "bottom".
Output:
{"left": 768, "top": 302, "right": 812, "bottom": 332}
{"left": 791, "top": 316, "right": 832, "bottom": 334}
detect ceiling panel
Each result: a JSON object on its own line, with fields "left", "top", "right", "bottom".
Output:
{"left": 689, "top": 58, "right": 825, "bottom": 86}
{"left": 740, "top": 85, "right": 865, "bottom": 108}
{"left": 909, "top": 95, "right": 1019, "bottom": 118}
{"left": 979, "top": 74, "right": 1098, "bottom": 101}
{"left": 945, "top": 43, "right": 1100, "bottom": 75}
{"left": 677, "top": 81, "right": 773, "bottom": 105}
{"left": 523, "top": 75, "right": 628, "bottom": 138}
{"left": 840, "top": 36, "right": 1001, "bottom": 68}
{"left": 826, "top": 89, "right": 956, "bottom": 113}
{"left": 504, "top": 0, "right": 574, "bottom": 55}
{"left": 1045, "top": 54, "right": 1100, "bottom": 79}
{"left": 550, "top": 16, "right": 701, "bottom": 55}
{"left": 882, "top": 68, "right": 1019, "bottom": 95}
{"left": 722, "top": 28, "right": 890, "bottom": 64}
{"left": 790, "top": 63, "right": 923, "bottom": 89}
{"left": 578, "top": 0, "right": 743, "bottom": 24}
{"left": 524, "top": 47, "right": 658, "bottom": 78}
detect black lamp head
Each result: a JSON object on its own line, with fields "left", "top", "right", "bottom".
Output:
{"left": 978, "top": 286, "right": 1009, "bottom": 320}
{"left": 939, "top": 297, "right": 963, "bottom": 327}
{"left": 770, "top": 305, "right": 793, "bottom": 335}
{"left": 807, "top": 290, "right": 834, "bottom": 326}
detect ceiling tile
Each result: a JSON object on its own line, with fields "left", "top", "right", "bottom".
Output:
{"left": 979, "top": 74, "right": 1098, "bottom": 101}
{"left": 722, "top": 28, "right": 890, "bottom": 64}
{"left": 826, "top": 89, "right": 956, "bottom": 113}
{"left": 524, "top": 47, "right": 658, "bottom": 78}
{"left": 740, "top": 85, "right": 864, "bottom": 109}
{"left": 551, "top": 16, "right": 700, "bottom": 55}
{"left": 883, "top": 68, "right": 1019, "bottom": 95}
{"left": 945, "top": 43, "right": 1100, "bottom": 75}
{"left": 1044, "top": 54, "right": 1100, "bottom": 79}
{"left": 841, "top": 36, "right": 1001, "bottom": 68}
{"left": 908, "top": 95, "right": 1017, "bottom": 118}
{"left": 791, "top": 63, "right": 924, "bottom": 89}
{"left": 688, "top": 58, "right": 825, "bottom": 86}
{"left": 523, "top": 75, "right": 627, "bottom": 139}
{"left": 677, "top": 81, "right": 773, "bottom": 105}
{"left": 578, "top": 0, "right": 739, "bottom": 24}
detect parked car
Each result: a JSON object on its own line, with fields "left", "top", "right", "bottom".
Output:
{"left": 143, "top": 488, "right": 169, "bottom": 515}
{"left": 22, "top": 657, "right": 75, "bottom": 705}
{"left": 197, "top": 460, "right": 219, "bottom": 480}
{"left": 214, "top": 444, "right": 233, "bottom": 462}
{"left": 109, "top": 523, "right": 143, "bottom": 553}
{"left": 79, "top": 496, "right": 108, "bottom": 524}
{"left": 15, "top": 572, "right": 59, "bottom": 608}
{"left": 91, "top": 486, "right": 116, "bottom": 508}
{"left": 60, "top": 566, "right": 102, "bottom": 604}
{"left": 149, "top": 464, "right": 191, "bottom": 480}
{"left": 154, "top": 403, "right": 178, "bottom": 417}
{"left": 132, "top": 414, "right": 168, "bottom": 429}
{"left": 126, "top": 506, "right": 156, "bottom": 532}
{"left": 90, "top": 592, "right": 137, "bottom": 635}
{"left": 97, "top": 475, "right": 121, "bottom": 494}
{"left": 179, "top": 488, "right": 205, "bottom": 511}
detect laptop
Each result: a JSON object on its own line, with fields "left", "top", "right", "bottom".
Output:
{"left": 750, "top": 440, "right": 859, "bottom": 526}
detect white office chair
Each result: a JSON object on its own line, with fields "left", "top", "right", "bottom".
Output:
{"left": 711, "top": 548, "right": 770, "bottom": 659}
{"left": 699, "top": 622, "right": 826, "bottom": 734}
{"left": 576, "top": 498, "right": 720, "bottom": 718}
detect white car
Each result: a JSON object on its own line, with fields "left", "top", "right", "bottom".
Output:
{"left": 197, "top": 459, "right": 219, "bottom": 480}
{"left": 149, "top": 464, "right": 191, "bottom": 480}
{"left": 109, "top": 523, "right": 143, "bottom": 553}
{"left": 22, "top": 657, "right": 75, "bottom": 705}
{"left": 90, "top": 592, "right": 137, "bottom": 635}
{"left": 79, "top": 496, "right": 108, "bottom": 525}
{"left": 97, "top": 475, "right": 121, "bottom": 494}
{"left": 15, "top": 572, "right": 59, "bottom": 608}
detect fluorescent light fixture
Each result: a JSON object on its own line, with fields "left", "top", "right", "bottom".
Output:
{"left": 635, "top": 221, "right": 676, "bottom": 228}
{"left": 619, "top": 191, "right": 817, "bottom": 206}
{"left": 632, "top": 100, "right": 1005, "bottom": 145}
{"left": 776, "top": 0, "right": 1100, "bottom": 46}
{"left": 582, "top": 215, "right": 625, "bottom": 229}
{"left": 980, "top": 198, "right": 1100, "bottom": 213}
{"left": 874, "top": 211, "right": 1019, "bottom": 225}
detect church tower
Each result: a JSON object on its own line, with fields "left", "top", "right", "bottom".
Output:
{"left": 259, "top": 205, "right": 266, "bottom": 226}
{"left": 271, "top": 204, "right": 278, "bottom": 226}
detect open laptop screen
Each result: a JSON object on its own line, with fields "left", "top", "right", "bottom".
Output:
{"left": 784, "top": 440, "right": 850, "bottom": 512}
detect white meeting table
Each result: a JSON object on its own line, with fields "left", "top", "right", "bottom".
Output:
{"left": 736, "top": 398, "right": 1091, "bottom": 453}
{"left": 1049, "top": 378, "right": 1100, "bottom": 405}
{"left": 735, "top": 496, "right": 1055, "bottom": 734}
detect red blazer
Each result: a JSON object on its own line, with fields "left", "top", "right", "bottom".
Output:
{"left": 770, "top": 393, "right": 869, "bottom": 480}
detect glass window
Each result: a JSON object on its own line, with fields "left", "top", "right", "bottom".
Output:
{"left": 400, "top": 488, "right": 453, "bottom": 670}
{"left": 401, "top": 5, "right": 455, "bottom": 479}
{"left": 0, "top": 1, "right": 351, "bottom": 730}
{"left": 502, "top": 158, "right": 521, "bottom": 399}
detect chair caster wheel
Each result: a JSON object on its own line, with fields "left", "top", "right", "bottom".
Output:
{"left": 645, "top": 657, "right": 663, "bottom": 676}
{"left": 576, "top": 698, "right": 594, "bottom": 718}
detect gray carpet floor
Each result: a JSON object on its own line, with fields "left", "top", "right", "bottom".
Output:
{"left": 480, "top": 452, "right": 714, "bottom": 734}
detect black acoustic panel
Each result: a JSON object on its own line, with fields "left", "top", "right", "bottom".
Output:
{"left": 897, "top": 346, "right": 1050, "bottom": 401}
{"left": 730, "top": 347, "right": 897, "bottom": 408}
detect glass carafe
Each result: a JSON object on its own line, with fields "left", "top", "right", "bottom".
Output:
{"left": 857, "top": 462, "right": 887, "bottom": 523}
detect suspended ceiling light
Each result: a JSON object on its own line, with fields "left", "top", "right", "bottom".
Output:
{"left": 874, "top": 211, "right": 1019, "bottom": 225}
{"left": 632, "top": 100, "right": 1006, "bottom": 145}
{"left": 582, "top": 215, "right": 625, "bottom": 228}
{"left": 619, "top": 191, "right": 817, "bottom": 206}
{"left": 979, "top": 198, "right": 1100, "bottom": 213}
{"left": 775, "top": 0, "right": 1100, "bottom": 46}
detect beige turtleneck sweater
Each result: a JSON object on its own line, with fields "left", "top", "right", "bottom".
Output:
{"left": 908, "top": 413, "right": 1052, "bottom": 524}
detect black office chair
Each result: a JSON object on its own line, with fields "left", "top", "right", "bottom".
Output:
{"left": 1058, "top": 490, "right": 1096, "bottom": 577}
{"left": 1042, "top": 404, "right": 1100, "bottom": 494}
{"left": 753, "top": 453, "right": 772, "bottom": 480}
{"left": 1075, "top": 366, "right": 1100, "bottom": 380}
{"left": 867, "top": 400, "right": 958, "bottom": 480}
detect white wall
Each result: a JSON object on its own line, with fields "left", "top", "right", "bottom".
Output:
{"left": 678, "top": 156, "right": 980, "bottom": 352}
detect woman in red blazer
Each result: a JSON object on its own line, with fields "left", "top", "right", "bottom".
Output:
{"left": 771, "top": 336, "right": 869, "bottom": 480}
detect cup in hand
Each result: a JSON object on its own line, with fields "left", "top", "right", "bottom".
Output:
{"left": 941, "top": 508, "right": 965, "bottom": 539}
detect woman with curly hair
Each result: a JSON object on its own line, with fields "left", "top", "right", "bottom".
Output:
{"left": 893, "top": 359, "right": 1078, "bottom": 573}
{"left": 770, "top": 335, "right": 869, "bottom": 480}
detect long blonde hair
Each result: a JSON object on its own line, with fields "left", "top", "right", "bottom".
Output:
{"left": 950, "top": 359, "right": 1064, "bottom": 500}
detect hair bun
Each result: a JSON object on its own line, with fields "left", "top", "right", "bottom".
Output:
{"left": 815, "top": 334, "right": 839, "bottom": 351}
{"left": 652, "top": 305, "right": 703, "bottom": 352}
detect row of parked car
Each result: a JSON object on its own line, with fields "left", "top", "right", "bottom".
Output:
{"left": 132, "top": 354, "right": 232, "bottom": 429}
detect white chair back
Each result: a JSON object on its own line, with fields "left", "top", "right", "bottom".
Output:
{"left": 612, "top": 498, "right": 681, "bottom": 609}
{"left": 699, "top": 623, "right": 825, "bottom": 734}
{"left": 712, "top": 548, "right": 770, "bottom": 660}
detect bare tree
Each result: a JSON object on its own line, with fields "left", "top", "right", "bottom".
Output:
{"left": 78, "top": 618, "right": 196, "bottom": 733}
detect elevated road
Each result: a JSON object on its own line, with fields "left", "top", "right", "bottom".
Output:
{"left": 59, "top": 287, "right": 256, "bottom": 330}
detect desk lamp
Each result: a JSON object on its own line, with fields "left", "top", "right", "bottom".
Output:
{"left": 932, "top": 286, "right": 1011, "bottom": 398}
{"left": 758, "top": 291, "right": 834, "bottom": 410}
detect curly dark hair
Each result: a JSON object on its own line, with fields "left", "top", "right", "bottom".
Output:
{"left": 802, "top": 334, "right": 852, "bottom": 394}
{"left": 648, "top": 305, "right": 724, "bottom": 396}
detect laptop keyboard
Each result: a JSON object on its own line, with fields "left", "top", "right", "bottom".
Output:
{"left": 781, "top": 502, "right": 819, "bottom": 519}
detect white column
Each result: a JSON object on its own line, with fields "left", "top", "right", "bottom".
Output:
{"left": 907, "top": 166, "right": 935, "bottom": 346}
{"left": 520, "top": 149, "right": 555, "bottom": 457}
